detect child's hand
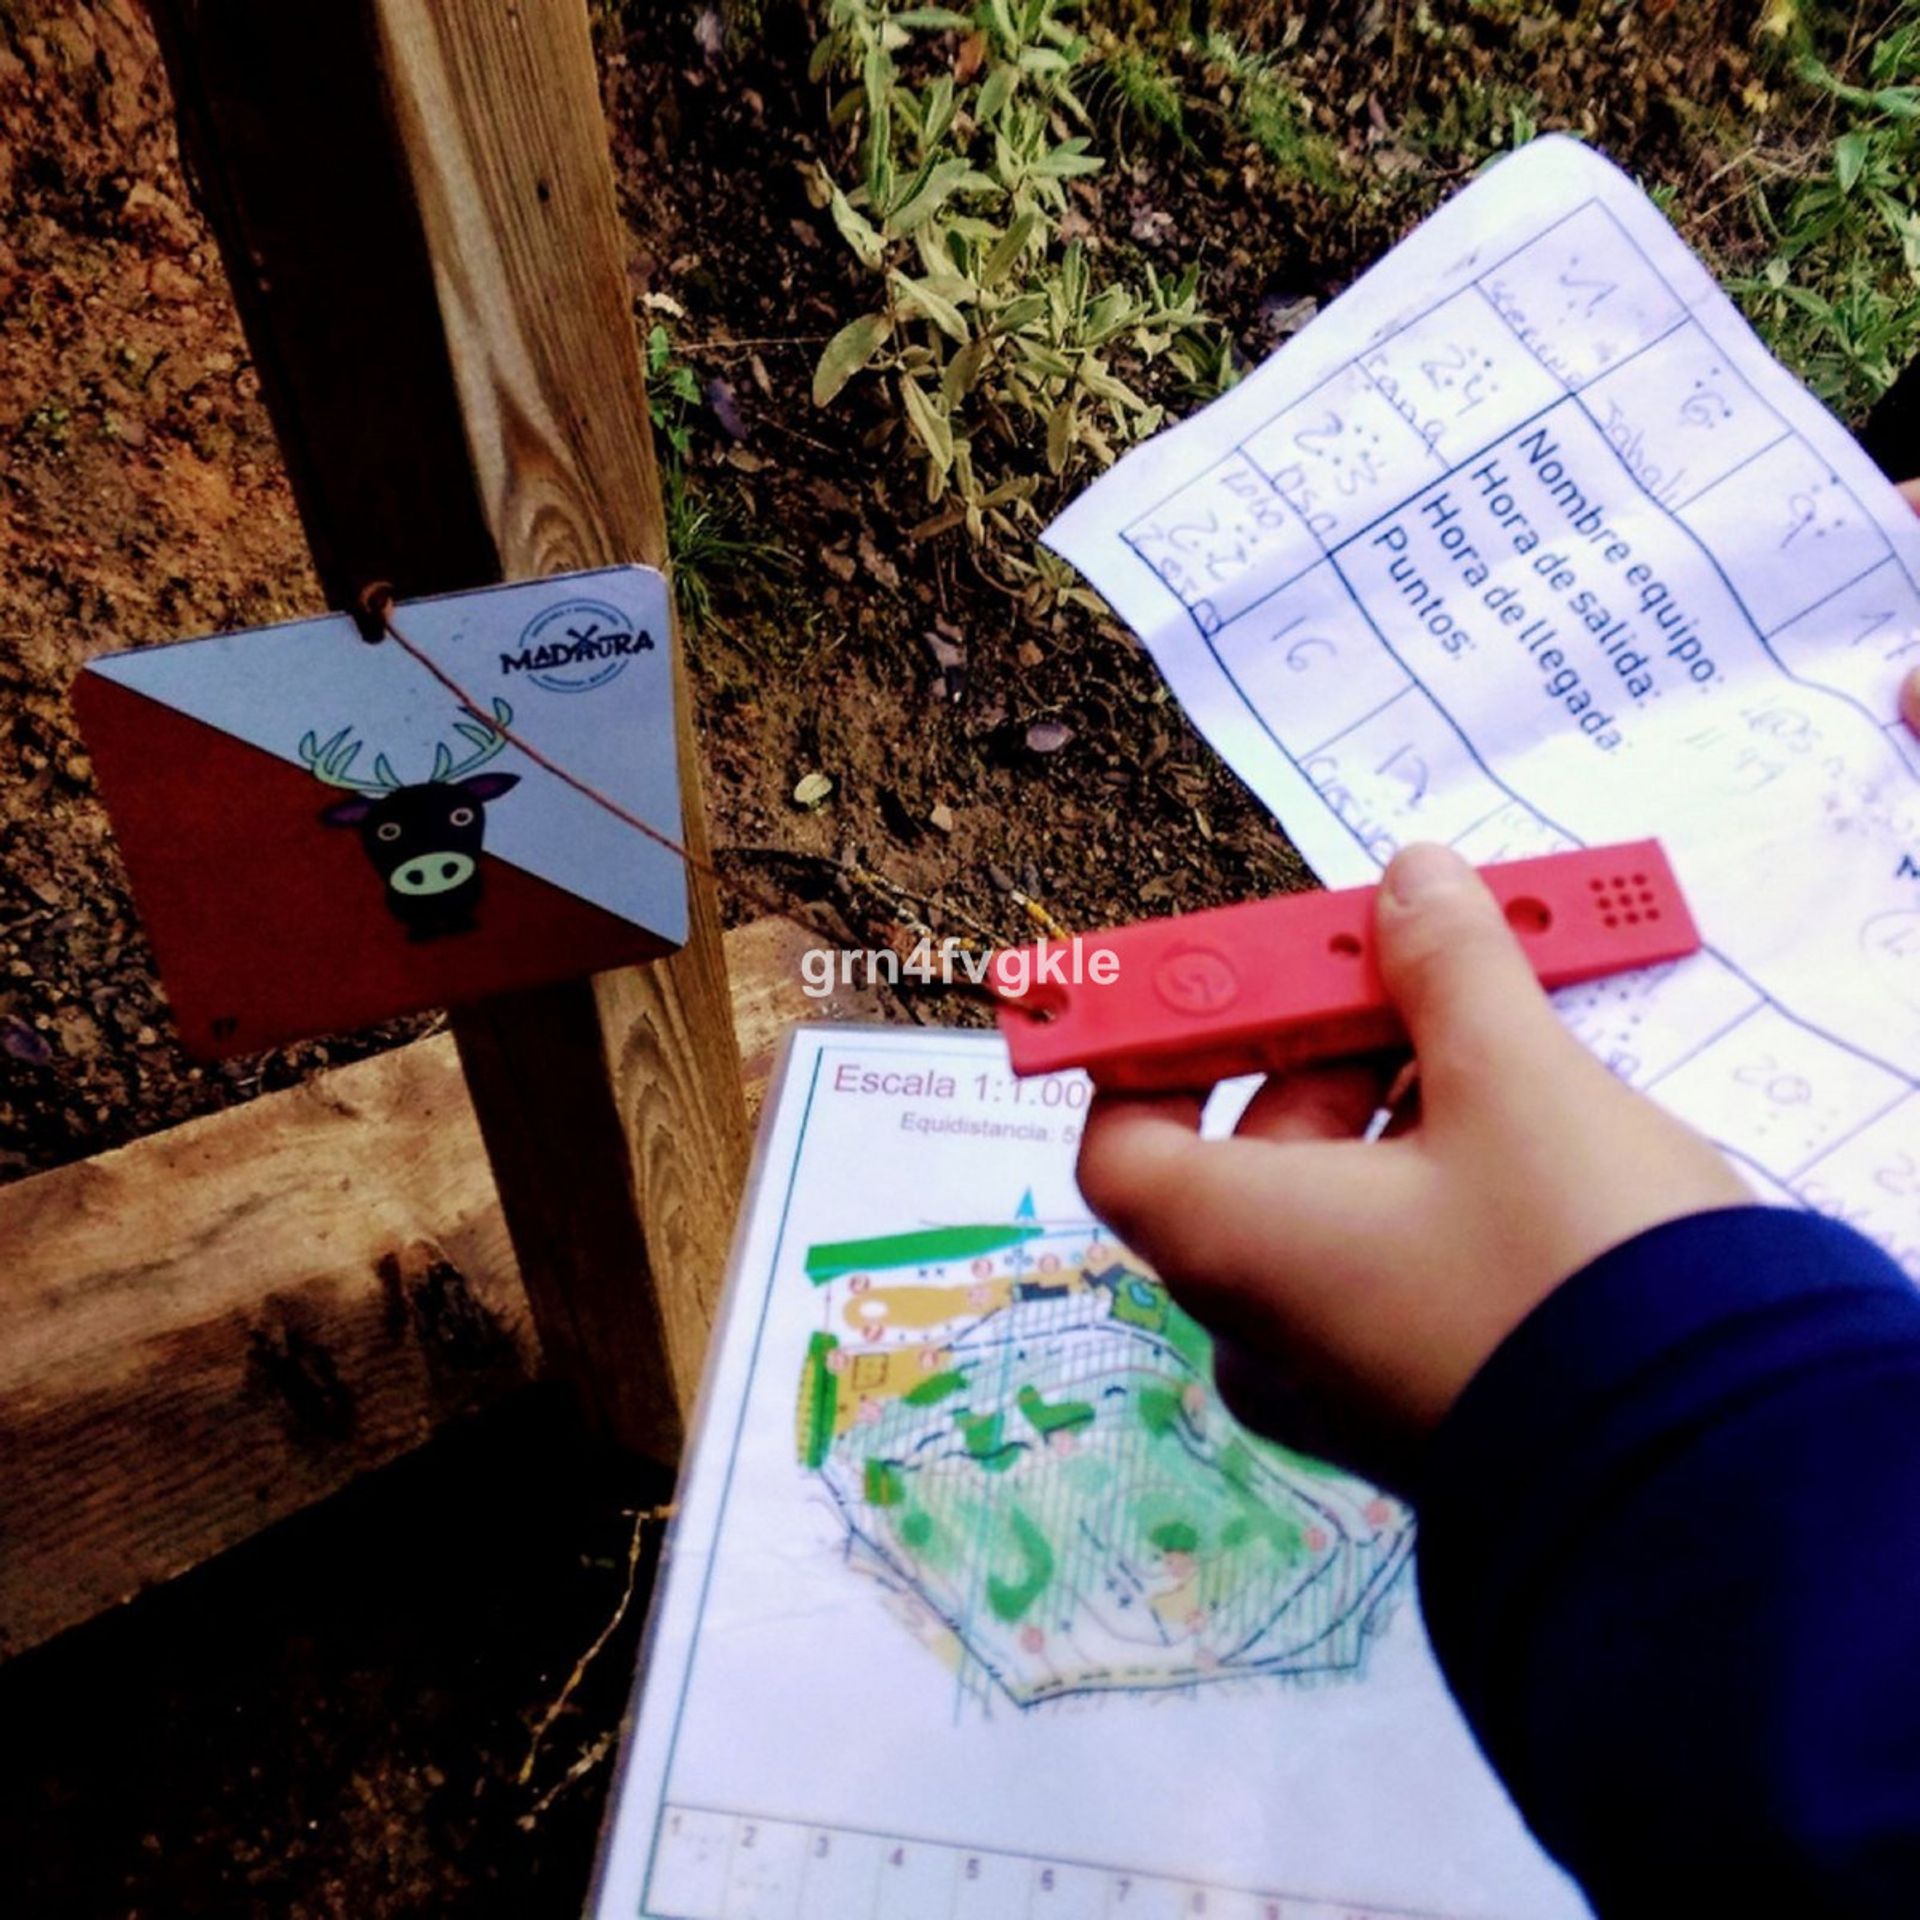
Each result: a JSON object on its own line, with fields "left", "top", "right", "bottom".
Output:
{"left": 1076, "top": 844, "right": 1748, "bottom": 1483}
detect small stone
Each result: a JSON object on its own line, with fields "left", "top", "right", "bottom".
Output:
{"left": 147, "top": 258, "right": 198, "bottom": 303}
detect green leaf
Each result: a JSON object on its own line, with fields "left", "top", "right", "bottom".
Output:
{"left": 981, "top": 209, "right": 1039, "bottom": 285}
{"left": 1045, "top": 399, "right": 1074, "bottom": 473}
{"left": 997, "top": 290, "right": 1049, "bottom": 330}
{"left": 1081, "top": 361, "right": 1147, "bottom": 410}
{"left": 1834, "top": 129, "right": 1871, "bottom": 195}
{"left": 862, "top": 41, "right": 893, "bottom": 123}
{"left": 914, "top": 223, "right": 958, "bottom": 281}
{"left": 886, "top": 156, "right": 974, "bottom": 234}
{"left": 813, "top": 312, "right": 894, "bottom": 405}
{"left": 892, "top": 272, "right": 970, "bottom": 342}
{"left": 900, "top": 378, "right": 955, "bottom": 475}
{"left": 941, "top": 335, "right": 994, "bottom": 407}
{"left": 921, "top": 73, "right": 956, "bottom": 150}
{"left": 891, "top": 5, "right": 970, "bottom": 26}
{"left": 1032, "top": 137, "right": 1104, "bottom": 179}
{"left": 978, "top": 63, "right": 1019, "bottom": 122}
{"left": 828, "top": 182, "right": 887, "bottom": 267}
{"left": 1017, "top": 341, "right": 1074, "bottom": 380}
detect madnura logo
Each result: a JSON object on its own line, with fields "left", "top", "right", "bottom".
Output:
{"left": 500, "top": 596, "right": 655, "bottom": 693}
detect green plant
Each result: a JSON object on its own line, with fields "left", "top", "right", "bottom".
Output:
{"left": 1203, "top": 32, "right": 1345, "bottom": 193}
{"left": 646, "top": 323, "right": 704, "bottom": 463}
{"left": 644, "top": 322, "right": 787, "bottom": 627}
{"left": 663, "top": 462, "right": 789, "bottom": 631}
{"left": 1086, "top": 36, "right": 1188, "bottom": 154}
{"left": 1730, "top": 17, "right": 1920, "bottom": 418}
{"left": 808, "top": 0, "right": 1226, "bottom": 543}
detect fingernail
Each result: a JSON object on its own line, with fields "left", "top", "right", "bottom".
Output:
{"left": 1385, "top": 843, "right": 1470, "bottom": 906}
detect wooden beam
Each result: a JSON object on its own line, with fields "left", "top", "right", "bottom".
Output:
{"left": 0, "top": 919, "right": 891, "bottom": 1661}
{"left": 144, "top": 0, "right": 751, "bottom": 1459}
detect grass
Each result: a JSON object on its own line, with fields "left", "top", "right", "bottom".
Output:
{"left": 645, "top": 321, "right": 788, "bottom": 629}
{"left": 662, "top": 462, "right": 788, "bottom": 632}
{"left": 1089, "top": 37, "right": 1190, "bottom": 155}
{"left": 1203, "top": 33, "right": 1348, "bottom": 194}
{"left": 1721, "top": 6, "right": 1920, "bottom": 420}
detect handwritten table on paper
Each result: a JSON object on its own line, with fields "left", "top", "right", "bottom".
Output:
{"left": 1047, "top": 136, "right": 1920, "bottom": 1262}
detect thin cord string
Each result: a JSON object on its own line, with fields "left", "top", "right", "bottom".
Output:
{"left": 353, "top": 581, "right": 1008, "bottom": 1012}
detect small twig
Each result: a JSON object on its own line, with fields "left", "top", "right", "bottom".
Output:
{"left": 519, "top": 1732, "right": 618, "bottom": 1827}
{"left": 518, "top": 1502, "right": 672, "bottom": 1790}
{"left": 685, "top": 334, "right": 831, "bottom": 354}
{"left": 752, "top": 412, "right": 854, "bottom": 462}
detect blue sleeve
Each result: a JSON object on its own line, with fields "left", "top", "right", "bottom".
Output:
{"left": 1415, "top": 1207, "right": 1920, "bottom": 1915}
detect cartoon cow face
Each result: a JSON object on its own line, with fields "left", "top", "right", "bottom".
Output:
{"left": 299, "top": 701, "right": 520, "bottom": 943}
{"left": 320, "top": 772, "right": 520, "bottom": 940}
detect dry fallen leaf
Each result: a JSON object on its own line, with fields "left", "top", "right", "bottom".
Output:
{"left": 792, "top": 771, "right": 835, "bottom": 809}
{"left": 857, "top": 531, "right": 902, "bottom": 590}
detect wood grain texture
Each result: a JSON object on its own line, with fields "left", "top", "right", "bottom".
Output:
{"left": 0, "top": 1033, "right": 530, "bottom": 1661}
{"left": 0, "top": 921, "right": 894, "bottom": 1659}
{"left": 146, "top": 0, "right": 751, "bottom": 1459}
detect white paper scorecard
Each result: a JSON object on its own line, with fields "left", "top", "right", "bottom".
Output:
{"left": 1046, "top": 135, "right": 1920, "bottom": 1257}
{"left": 593, "top": 1025, "right": 1586, "bottom": 1920}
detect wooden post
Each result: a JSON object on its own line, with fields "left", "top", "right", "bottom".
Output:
{"left": 145, "top": 0, "right": 752, "bottom": 1459}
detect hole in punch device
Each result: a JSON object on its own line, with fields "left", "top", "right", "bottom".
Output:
{"left": 1329, "top": 932, "right": 1364, "bottom": 959}
{"left": 1504, "top": 896, "right": 1552, "bottom": 937}
{"left": 1005, "top": 979, "right": 1069, "bottom": 1025}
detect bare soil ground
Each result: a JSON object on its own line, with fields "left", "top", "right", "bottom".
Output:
{"left": 0, "top": 0, "right": 1892, "bottom": 1913}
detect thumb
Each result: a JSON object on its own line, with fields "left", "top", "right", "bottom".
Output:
{"left": 1901, "top": 665, "right": 1919, "bottom": 742}
{"left": 1372, "top": 842, "right": 1575, "bottom": 1106}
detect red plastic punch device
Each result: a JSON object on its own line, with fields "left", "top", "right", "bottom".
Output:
{"left": 990, "top": 839, "right": 1699, "bottom": 1092}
